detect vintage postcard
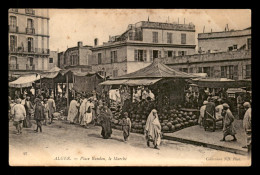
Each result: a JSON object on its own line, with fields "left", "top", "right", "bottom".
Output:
{"left": 8, "top": 9, "right": 251, "bottom": 166}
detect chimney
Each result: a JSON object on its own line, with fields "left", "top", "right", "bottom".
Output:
{"left": 94, "top": 38, "right": 99, "bottom": 46}
{"left": 78, "top": 41, "right": 83, "bottom": 47}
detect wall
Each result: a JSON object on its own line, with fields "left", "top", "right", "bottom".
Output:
{"left": 92, "top": 62, "right": 128, "bottom": 77}
{"left": 142, "top": 28, "right": 195, "bottom": 45}
{"left": 91, "top": 46, "right": 127, "bottom": 65}
{"left": 127, "top": 62, "right": 151, "bottom": 74}
{"left": 198, "top": 29, "right": 251, "bottom": 52}
{"left": 79, "top": 47, "right": 92, "bottom": 65}
{"left": 48, "top": 51, "right": 58, "bottom": 70}
{"left": 165, "top": 50, "right": 251, "bottom": 80}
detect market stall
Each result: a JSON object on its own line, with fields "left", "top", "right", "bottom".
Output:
{"left": 99, "top": 58, "right": 199, "bottom": 134}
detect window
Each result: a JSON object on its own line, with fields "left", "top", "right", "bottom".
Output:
{"left": 168, "top": 51, "right": 173, "bottom": 57}
{"left": 179, "top": 68, "right": 183, "bottom": 71}
{"left": 10, "top": 35, "right": 17, "bottom": 51}
{"left": 27, "top": 19, "right": 33, "bottom": 28}
{"left": 134, "top": 50, "right": 147, "bottom": 62}
{"left": 27, "top": 37, "right": 33, "bottom": 52}
{"left": 198, "top": 67, "right": 203, "bottom": 73}
{"left": 233, "top": 65, "right": 238, "bottom": 80}
{"left": 228, "top": 46, "right": 233, "bottom": 51}
{"left": 152, "top": 32, "right": 158, "bottom": 43}
{"left": 221, "top": 65, "right": 235, "bottom": 79}
{"left": 203, "top": 67, "right": 211, "bottom": 77}
{"left": 9, "top": 16, "right": 17, "bottom": 27}
{"left": 181, "top": 33, "right": 186, "bottom": 44}
{"left": 98, "top": 53, "right": 102, "bottom": 64}
{"left": 182, "top": 68, "right": 188, "bottom": 73}
{"left": 178, "top": 51, "right": 186, "bottom": 56}
{"left": 233, "top": 45, "right": 237, "bottom": 49}
{"left": 248, "top": 38, "right": 251, "bottom": 50}
{"left": 246, "top": 65, "right": 251, "bottom": 78}
{"left": 49, "top": 58, "right": 53, "bottom": 63}
{"left": 29, "top": 57, "right": 33, "bottom": 66}
{"left": 113, "top": 70, "right": 118, "bottom": 77}
{"left": 189, "top": 68, "right": 193, "bottom": 73}
{"left": 111, "top": 51, "right": 117, "bottom": 63}
{"left": 167, "top": 33, "right": 172, "bottom": 43}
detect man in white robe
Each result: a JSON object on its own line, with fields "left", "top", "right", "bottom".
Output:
{"left": 67, "top": 98, "right": 80, "bottom": 124}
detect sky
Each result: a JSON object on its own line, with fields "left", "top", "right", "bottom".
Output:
{"left": 49, "top": 9, "right": 251, "bottom": 52}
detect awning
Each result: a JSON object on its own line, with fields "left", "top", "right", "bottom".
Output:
{"left": 99, "top": 78, "right": 162, "bottom": 86}
{"left": 9, "top": 74, "right": 40, "bottom": 88}
{"left": 226, "top": 88, "right": 247, "bottom": 94}
{"left": 99, "top": 79, "right": 128, "bottom": 86}
{"left": 41, "top": 72, "right": 60, "bottom": 79}
{"left": 124, "top": 78, "right": 162, "bottom": 86}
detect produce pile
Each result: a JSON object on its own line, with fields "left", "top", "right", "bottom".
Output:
{"left": 109, "top": 101, "right": 199, "bottom": 134}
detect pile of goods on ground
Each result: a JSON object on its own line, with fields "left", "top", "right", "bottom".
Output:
{"left": 109, "top": 102, "right": 199, "bottom": 134}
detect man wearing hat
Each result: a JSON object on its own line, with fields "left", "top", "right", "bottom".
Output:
{"left": 220, "top": 103, "right": 237, "bottom": 142}
{"left": 242, "top": 102, "right": 251, "bottom": 153}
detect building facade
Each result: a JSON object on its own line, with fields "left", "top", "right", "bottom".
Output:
{"left": 90, "top": 21, "right": 196, "bottom": 78}
{"left": 58, "top": 42, "right": 92, "bottom": 69}
{"left": 164, "top": 50, "right": 251, "bottom": 80}
{"left": 8, "top": 8, "right": 50, "bottom": 76}
{"left": 198, "top": 27, "right": 251, "bottom": 53}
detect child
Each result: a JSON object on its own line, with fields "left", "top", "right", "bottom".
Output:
{"left": 121, "top": 112, "right": 131, "bottom": 142}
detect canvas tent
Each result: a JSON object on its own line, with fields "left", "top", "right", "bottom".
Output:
{"left": 9, "top": 74, "right": 40, "bottom": 88}
{"left": 100, "top": 58, "right": 197, "bottom": 86}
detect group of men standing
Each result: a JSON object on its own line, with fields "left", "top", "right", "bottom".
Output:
{"left": 198, "top": 97, "right": 252, "bottom": 153}
{"left": 9, "top": 94, "right": 56, "bottom": 135}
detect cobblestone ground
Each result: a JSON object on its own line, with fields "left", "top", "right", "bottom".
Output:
{"left": 9, "top": 120, "right": 250, "bottom": 166}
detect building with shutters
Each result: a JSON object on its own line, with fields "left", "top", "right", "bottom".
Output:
{"left": 57, "top": 42, "right": 93, "bottom": 69}
{"left": 164, "top": 27, "right": 251, "bottom": 80}
{"left": 89, "top": 20, "right": 196, "bottom": 78}
{"left": 8, "top": 8, "right": 51, "bottom": 77}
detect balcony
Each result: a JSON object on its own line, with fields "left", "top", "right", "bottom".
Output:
{"left": 9, "top": 25, "right": 19, "bottom": 33}
{"left": 35, "top": 48, "right": 50, "bottom": 54}
{"left": 26, "top": 64, "right": 35, "bottom": 70}
{"left": 25, "top": 9, "right": 35, "bottom": 15}
{"left": 26, "top": 28, "right": 35, "bottom": 35}
{"left": 9, "top": 47, "right": 50, "bottom": 55}
{"left": 9, "top": 64, "right": 19, "bottom": 70}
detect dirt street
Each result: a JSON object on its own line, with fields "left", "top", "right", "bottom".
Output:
{"left": 9, "top": 120, "right": 250, "bottom": 166}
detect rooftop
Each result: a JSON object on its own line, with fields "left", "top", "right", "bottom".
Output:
{"left": 131, "top": 21, "right": 196, "bottom": 31}
{"left": 198, "top": 27, "right": 251, "bottom": 39}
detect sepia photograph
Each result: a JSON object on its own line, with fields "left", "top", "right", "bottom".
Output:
{"left": 8, "top": 9, "right": 251, "bottom": 166}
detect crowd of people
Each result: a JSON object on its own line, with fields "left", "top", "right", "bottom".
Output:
{"left": 198, "top": 97, "right": 251, "bottom": 153}
{"left": 9, "top": 94, "right": 56, "bottom": 135}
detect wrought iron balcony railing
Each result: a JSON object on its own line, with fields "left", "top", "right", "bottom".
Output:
{"left": 9, "top": 64, "right": 19, "bottom": 70}
{"left": 9, "top": 25, "right": 19, "bottom": 33}
{"left": 26, "top": 28, "right": 35, "bottom": 34}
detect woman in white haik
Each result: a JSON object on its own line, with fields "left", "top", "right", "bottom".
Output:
{"left": 145, "top": 109, "right": 162, "bottom": 149}
{"left": 83, "top": 97, "right": 94, "bottom": 128}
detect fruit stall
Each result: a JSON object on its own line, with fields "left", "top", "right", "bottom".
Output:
{"left": 99, "top": 58, "right": 199, "bottom": 134}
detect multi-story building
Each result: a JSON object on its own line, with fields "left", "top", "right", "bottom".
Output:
{"left": 90, "top": 20, "right": 196, "bottom": 78}
{"left": 8, "top": 8, "right": 50, "bottom": 76}
{"left": 198, "top": 27, "right": 251, "bottom": 53}
{"left": 58, "top": 42, "right": 92, "bottom": 69}
{"left": 164, "top": 50, "right": 251, "bottom": 80}
{"left": 164, "top": 26, "right": 251, "bottom": 81}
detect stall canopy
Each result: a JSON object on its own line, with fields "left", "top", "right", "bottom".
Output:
{"left": 100, "top": 58, "right": 197, "bottom": 87}
{"left": 9, "top": 74, "right": 40, "bottom": 88}
{"left": 111, "top": 58, "right": 197, "bottom": 80}
{"left": 190, "top": 78, "right": 251, "bottom": 88}
{"left": 40, "top": 66, "right": 62, "bottom": 79}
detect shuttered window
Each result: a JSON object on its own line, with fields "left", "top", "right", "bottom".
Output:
{"left": 181, "top": 33, "right": 186, "bottom": 44}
